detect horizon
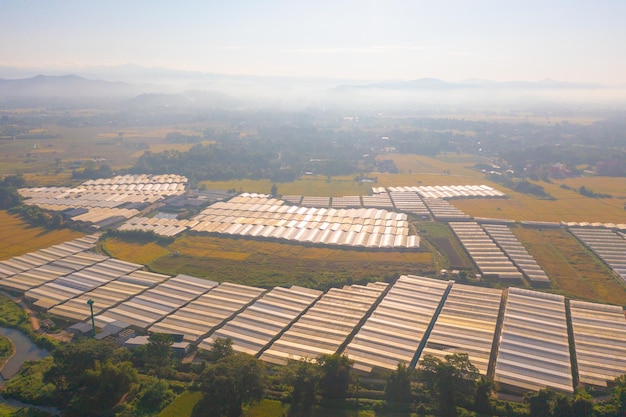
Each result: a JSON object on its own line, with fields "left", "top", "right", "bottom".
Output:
{"left": 2, "top": 1, "right": 626, "bottom": 86}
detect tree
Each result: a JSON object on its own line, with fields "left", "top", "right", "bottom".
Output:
{"left": 571, "top": 388, "right": 593, "bottom": 417}
{"left": 0, "top": 174, "right": 24, "bottom": 209}
{"left": 611, "top": 376, "right": 626, "bottom": 417}
{"left": 552, "top": 391, "right": 572, "bottom": 417}
{"left": 210, "top": 337, "right": 234, "bottom": 361}
{"left": 44, "top": 338, "right": 119, "bottom": 393}
{"left": 385, "top": 362, "right": 413, "bottom": 404}
{"left": 524, "top": 388, "right": 554, "bottom": 417}
{"left": 317, "top": 353, "right": 353, "bottom": 402}
{"left": 270, "top": 183, "right": 278, "bottom": 197}
{"left": 144, "top": 333, "right": 174, "bottom": 379}
{"left": 67, "top": 360, "right": 138, "bottom": 416}
{"left": 195, "top": 352, "right": 264, "bottom": 417}
{"left": 136, "top": 379, "right": 176, "bottom": 413}
{"left": 418, "top": 353, "right": 479, "bottom": 417}
{"left": 283, "top": 358, "right": 321, "bottom": 416}
{"left": 473, "top": 377, "right": 495, "bottom": 415}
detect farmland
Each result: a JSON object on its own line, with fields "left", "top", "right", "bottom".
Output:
{"left": 0, "top": 211, "right": 82, "bottom": 261}
{"left": 101, "top": 235, "right": 434, "bottom": 290}
{"left": 455, "top": 178, "right": 626, "bottom": 223}
{"left": 511, "top": 226, "right": 626, "bottom": 305}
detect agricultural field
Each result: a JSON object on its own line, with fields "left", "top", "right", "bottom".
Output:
{"left": 101, "top": 235, "right": 434, "bottom": 289}
{"left": 0, "top": 211, "right": 82, "bottom": 261}
{"left": 0, "top": 124, "right": 210, "bottom": 182}
{"left": 199, "top": 153, "right": 491, "bottom": 197}
{"left": 413, "top": 221, "right": 475, "bottom": 272}
{"left": 428, "top": 112, "right": 604, "bottom": 125}
{"left": 454, "top": 179, "right": 626, "bottom": 223}
{"left": 512, "top": 226, "right": 626, "bottom": 305}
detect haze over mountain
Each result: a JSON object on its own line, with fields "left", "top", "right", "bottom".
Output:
{"left": 0, "top": 65, "right": 624, "bottom": 111}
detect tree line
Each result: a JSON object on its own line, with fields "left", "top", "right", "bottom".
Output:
{"left": 5, "top": 333, "right": 626, "bottom": 417}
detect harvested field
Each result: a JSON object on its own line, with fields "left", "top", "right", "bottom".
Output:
{"left": 455, "top": 178, "right": 626, "bottom": 223}
{"left": 512, "top": 226, "right": 626, "bottom": 305}
{"left": 0, "top": 211, "right": 82, "bottom": 260}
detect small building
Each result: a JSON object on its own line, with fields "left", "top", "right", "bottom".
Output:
{"left": 95, "top": 320, "right": 131, "bottom": 341}
{"left": 67, "top": 322, "right": 93, "bottom": 338}
{"left": 124, "top": 335, "right": 191, "bottom": 357}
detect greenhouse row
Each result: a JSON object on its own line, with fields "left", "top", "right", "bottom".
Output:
{"left": 424, "top": 198, "right": 471, "bottom": 221}
{"left": 118, "top": 216, "right": 195, "bottom": 237}
{"left": 49, "top": 270, "right": 170, "bottom": 322}
{"left": 24, "top": 258, "right": 143, "bottom": 309}
{"left": 569, "top": 227, "right": 626, "bottom": 282}
{"left": 494, "top": 288, "right": 574, "bottom": 393}
{"left": 569, "top": 300, "right": 626, "bottom": 387}
{"left": 199, "top": 286, "right": 322, "bottom": 356}
{"left": 188, "top": 194, "right": 419, "bottom": 249}
{"left": 260, "top": 282, "right": 388, "bottom": 365}
{"left": 81, "top": 174, "right": 187, "bottom": 187}
{"left": 17, "top": 175, "right": 190, "bottom": 231}
{"left": 450, "top": 222, "right": 523, "bottom": 281}
{"left": 1, "top": 237, "right": 626, "bottom": 394}
{"left": 344, "top": 275, "right": 451, "bottom": 372}
{"left": 0, "top": 235, "right": 99, "bottom": 279}
{"left": 94, "top": 275, "right": 218, "bottom": 330}
{"left": 482, "top": 224, "right": 550, "bottom": 286}
{"left": 361, "top": 193, "right": 395, "bottom": 210}
{"left": 562, "top": 221, "right": 626, "bottom": 230}
{"left": 421, "top": 284, "right": 502, "bottom": 375}
{"left": 388, "top": 191, "right": 430, "bottom": 216}
{"left": 386, "top": 185, "right": 506, "bottom": 199}
{"left": 148, "top": 282, "right": 266, "bottom": 343}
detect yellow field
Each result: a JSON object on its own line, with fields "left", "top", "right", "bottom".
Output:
{"left": 512, "top": 226, "right": 626, "bottom": 305}
{"left": 455, "top": 179, "right": 626, "bottom": 223}
{"left": 101, "top": 238, "right": 171, "bottom": 265}
{"left": 0, "top": 211, "right": 82, "bottom": 260}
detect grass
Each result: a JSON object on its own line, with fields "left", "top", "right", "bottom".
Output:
{"left": 512, "top": 226, "right": 626, "bottom": 305}
{"left": 101, "top": 234, "right": 435, "bottom": 289}
{"left": 0, "top": 296, "right": 28, "bottom": 328}
{"left": 0, "top": 403, "right": 21, "bottom": 416}
{"left": 0, "top": 334, "right": 14, "bottom": 370}
{"left": 158, "top": 390, "right": 203, "bottom": 417}
{"left": 413, "top": 221, "right": 475, "bottom": 272}
{"left": 0, "top": 211, "right": 82, "bottom": 261}
{"left": 243, "top": 399, "right": 286, "bottom": 416}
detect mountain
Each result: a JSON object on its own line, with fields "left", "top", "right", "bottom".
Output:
{"left": 336, "top": 77, "right": 604, "bottom": 91}
{"left": 125, "top": 90, "right": 238, "bottom": 109}
{"left": 0, "top": 74, "right": 142, "bottom": 98}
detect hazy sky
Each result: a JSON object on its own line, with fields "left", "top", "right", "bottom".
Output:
{"left": 2, "top": 0, "right": 625, "bottom": 84}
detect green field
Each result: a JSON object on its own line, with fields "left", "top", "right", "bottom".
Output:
{"left": 103, "top": 235, "right": 435, "bottom": 289}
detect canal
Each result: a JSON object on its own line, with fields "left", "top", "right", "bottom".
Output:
{"left": 0, "top": 327, "right": 49, "bottom": 385}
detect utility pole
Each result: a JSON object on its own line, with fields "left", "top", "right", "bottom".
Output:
{"left": 87, "top": 299, "right": 95, "bottom": 337}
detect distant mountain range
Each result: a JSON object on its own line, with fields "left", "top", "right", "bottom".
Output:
{"left": 338, "top": 77, "right": 604, "bottom": 91}
{"left": 0, "top": 74, "right": 140, "bottom": 97}
{"left": 0, "top": 65, "right": 619, "bottom": 110}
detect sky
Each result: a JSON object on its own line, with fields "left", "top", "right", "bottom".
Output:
{"left": 1, "top": 0, "right": 626, "bottom": 84}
